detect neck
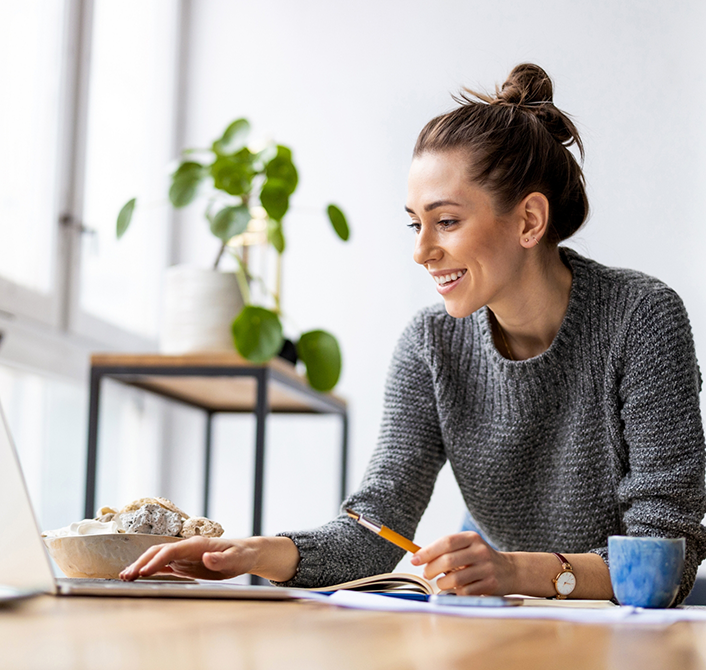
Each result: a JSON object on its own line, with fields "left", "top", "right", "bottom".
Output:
{"left": 489, "top": 248, "right": 572, "bottom": 361}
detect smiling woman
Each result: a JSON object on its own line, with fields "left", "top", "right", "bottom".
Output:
{"left": 120, "top": 64, "right": 706, "bottom": 607}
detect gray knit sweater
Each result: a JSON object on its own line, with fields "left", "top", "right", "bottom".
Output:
{"left": 277, "top": 249, "right": 706, "bottom": 604}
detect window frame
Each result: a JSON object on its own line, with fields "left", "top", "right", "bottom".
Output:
{"left": 0, "top": 0, "right": 187, "bottom": 379}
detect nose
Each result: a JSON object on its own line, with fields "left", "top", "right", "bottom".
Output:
{"left": 413, "top": 225, "right": 441, "bottom": 266}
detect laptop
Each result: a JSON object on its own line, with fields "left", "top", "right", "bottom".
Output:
{"left": 0, "top": 401, "right": 313, "bottom": 601}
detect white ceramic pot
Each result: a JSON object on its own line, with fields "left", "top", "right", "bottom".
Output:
{"left": 160, "top": 266, "right": 244, "bottom": 354}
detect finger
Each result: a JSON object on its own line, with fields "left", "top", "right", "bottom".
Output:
{"left": 202, "top": 545, "right": 248, "bottom": 576}
{"left": 120, "top": 543, "right": 173, "bottom": 581}
{"left": 423, "top": 546, "right": 478, "bottom": 580}
{"left": 137, "top": 541, "right": 200, "bottom": 577}
{"left": 125, "top": 538, "right": 204, "bottom": 580}
{"left": 454, "top": 577, "right": 501, "bottom": 596}
{"left": 436, "top": 564, "right": 494, "bottom": 592}
{"left": 202, "top": 551, "right": 238, "bottom": 575}
{"left": 411, "top": 533, "right": 478, "bottom": 566}
{"left": 423, "top": 539, "right": 493, "bottom": 580}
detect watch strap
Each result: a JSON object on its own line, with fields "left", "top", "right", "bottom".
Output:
{"left": 553, "top": 552, "right": 572, "bottom": 570}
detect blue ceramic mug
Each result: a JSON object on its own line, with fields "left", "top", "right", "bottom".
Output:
{"left": 608, "top": 536, "right": 685, "bottom": 608}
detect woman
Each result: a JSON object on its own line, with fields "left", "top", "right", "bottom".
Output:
{"left": 121, "top": 64, "right": 706, "bottom": 604}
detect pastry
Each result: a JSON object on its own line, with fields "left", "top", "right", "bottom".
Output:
{"left": 116, "top": 503, "right": 183, "bottom": 537}
{"left": 180, "top": 517, "right": 224, "bottom": 538}
{"left": 119, "top": 497, "right": 189, "bottom": 520}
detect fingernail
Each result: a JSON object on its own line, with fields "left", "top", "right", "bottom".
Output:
{"left": 410, "top": 556, "right": 419, "bottom": 565}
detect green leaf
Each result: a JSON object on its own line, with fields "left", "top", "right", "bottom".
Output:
{"left": 265, "top": 145, "right": 298, "bottom": 195}
{"left": 267, "top": 218, "right": 286, "bottom": 253}
{"left": 173, "top": 161, "right": 204, "bottom": 179}
{"left": 116, "top": 198, "right": 136, "bottom": 239}
{"left": 169, "top": 162, "right": 205, "bottom": 207}
{"left": 212, "top": 118, "right": 250, "bottom": 155}
{"left": 327, "top": 204, "right": 350, "bottom": 241}
{"left": 255, "top": 144, "right": 278, "bottom": 168}
{"left": 210, "top": 148, "right": 255, "bottom": 196}
{"left": 297, "top": 330, "right": 342, "bottom": 391}
{"left": 210, "top": 205, "right": 251, "bottom": 241}
{"left": 232, "top": 306, "right": 284, "bottom": 363}
{"left": 260, "top": 179, "right": 290, "bottom": 221}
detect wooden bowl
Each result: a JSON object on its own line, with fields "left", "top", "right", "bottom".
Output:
{"left": 43, "top": 534, "right": 182, "bottom": 579}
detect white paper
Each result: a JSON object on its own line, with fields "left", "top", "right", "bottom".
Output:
{"left": 325, "top": 591, "right": 706, "bottom": 625}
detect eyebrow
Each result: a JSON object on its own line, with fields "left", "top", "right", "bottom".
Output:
{"left": 404, "top": 199, "right": 462, "bottom": 214}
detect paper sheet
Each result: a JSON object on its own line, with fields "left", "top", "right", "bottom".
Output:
{"left": 326, "top": 591, "right": 706, "bottom": 625}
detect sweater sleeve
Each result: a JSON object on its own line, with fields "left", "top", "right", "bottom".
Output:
{"left": 273, "top": 312, "right": 448, "bottom": 588}
{"left": 595, "top": 287, "right": 706, "bottom": 605}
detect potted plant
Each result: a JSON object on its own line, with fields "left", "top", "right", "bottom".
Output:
{"left": 117, "top": 118, "right": 350, "bottom": 392}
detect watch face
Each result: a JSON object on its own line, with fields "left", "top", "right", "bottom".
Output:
{"left": 556, "top": 571, "right": 576, "bottom": 595}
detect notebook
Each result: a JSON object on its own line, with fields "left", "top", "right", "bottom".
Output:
{"left": 0, "top": 400, "right": 310, "bottom": 601}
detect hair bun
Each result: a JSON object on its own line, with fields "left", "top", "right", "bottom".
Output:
{"left": 497, "top": 63, "right": 554, "bottom": 106}
{"left": 494, "top": 63, "right": 580, "bottom": 153}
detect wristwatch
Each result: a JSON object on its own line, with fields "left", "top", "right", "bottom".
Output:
{"left": 552, "top": 552, "right": 576, "bottom": 599}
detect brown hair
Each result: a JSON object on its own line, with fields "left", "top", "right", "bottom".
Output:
{"left": 413, "top": 63, "right": 588, "bottom": 244}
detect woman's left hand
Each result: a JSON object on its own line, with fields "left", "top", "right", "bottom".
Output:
{"left": 410, "top": 532, "right": 515, "bottom": 595}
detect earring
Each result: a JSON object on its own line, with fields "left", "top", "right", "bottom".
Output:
{"left": 524, "top": 238, "right": 529, "bottom": 243}
{"left": 533, "top": 236, "right": 539, "bottom": 246}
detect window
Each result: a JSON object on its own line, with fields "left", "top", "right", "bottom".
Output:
{"left": 0, "top": 0, "right": 184, "bottom": 531}
{"left": 78, "top": 0, "right": 178, "bottom": 340}
{"left": 0, "top": 1, "right": 67, "bottom": 324}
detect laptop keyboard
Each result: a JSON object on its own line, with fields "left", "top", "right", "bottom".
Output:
{"left": 57, "top": 578, "right": 244, "bottom": 590}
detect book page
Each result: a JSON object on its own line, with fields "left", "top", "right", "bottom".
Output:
{"left": 308, "top": 572, "right": 437, "bottom": 595}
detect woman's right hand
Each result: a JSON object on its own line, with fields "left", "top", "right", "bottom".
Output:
{"left": 119, "top": 535, "right": 300, "bottom": 583}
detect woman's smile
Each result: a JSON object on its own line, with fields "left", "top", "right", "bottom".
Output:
{"left": 430, "top": 268, "right": 468, "bottom": 294}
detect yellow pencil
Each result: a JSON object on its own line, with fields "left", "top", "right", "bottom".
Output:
{"left": 346, "top": 508, "right": 421, "bottom": 554}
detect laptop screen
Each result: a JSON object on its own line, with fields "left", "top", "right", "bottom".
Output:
{"left": 0, "top": 402, "right": 56, "bottom": 593}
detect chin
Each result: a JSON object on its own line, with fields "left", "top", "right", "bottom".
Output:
{"left": 442, "top": 299, "right": 477, "bottom": 319}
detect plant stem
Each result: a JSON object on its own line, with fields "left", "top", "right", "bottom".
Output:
{"left": 234, "top": 255, "right": 252, "bottom": 305}
{"left": 274, "top": 253, "right": 282, "bottom": 314}
{"left": 213, "top": 240, "right": 228, "bottom": 270}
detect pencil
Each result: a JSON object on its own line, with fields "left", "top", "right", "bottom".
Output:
{"left": 346, "top": 508, "right": 421, "bottom": 554}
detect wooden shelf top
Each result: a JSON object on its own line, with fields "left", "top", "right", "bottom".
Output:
{"left": 90, "top": 352, "right": 346, "bottom": 414}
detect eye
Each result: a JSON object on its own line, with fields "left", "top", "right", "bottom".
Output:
{"left": 438, "top": 219, "right": 458, "bottom": 229}
{"left": 407, "top": 222, "right": 421, "bottom": 233}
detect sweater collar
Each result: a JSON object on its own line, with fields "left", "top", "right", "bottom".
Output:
{"left": 477, "top": 247, "right": 590, "bottom": 376}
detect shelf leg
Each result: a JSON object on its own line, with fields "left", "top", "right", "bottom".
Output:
{"left": 84, "top": 368, "right": 102, "bottom": 519}
{"left": 251, "top": 369, "right": 269, "bottom": 586}
{"left": 203, "top": 411, "right": 214, "bottom": 518}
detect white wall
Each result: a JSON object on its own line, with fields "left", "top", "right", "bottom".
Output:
{"left": 170, "top": 0, "right": 706, "bottom": 573}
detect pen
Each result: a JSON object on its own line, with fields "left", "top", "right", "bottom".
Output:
{"left": 345, "top": 508, "right": 421, "bottom": 554}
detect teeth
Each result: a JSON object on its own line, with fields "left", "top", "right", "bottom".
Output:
{"left": 433, "top": 270, "right": 466, "bottom": 285}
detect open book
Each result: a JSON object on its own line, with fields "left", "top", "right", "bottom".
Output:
{"left": 307, "top": 572, "right": 439, "bottom": 595}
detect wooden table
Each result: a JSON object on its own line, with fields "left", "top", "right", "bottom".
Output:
{"left": 3, "top": 595, "right": 706, "bottom": 670}
{"left": 85, "top": 353, "right": 348, "bottom": 537}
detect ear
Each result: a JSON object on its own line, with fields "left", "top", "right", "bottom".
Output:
{"left": 516, "top": 192, "right": 549, "bottom": 249}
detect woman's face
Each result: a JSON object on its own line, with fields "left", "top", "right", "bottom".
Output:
{"left": 406, "top": 150, "right": 524, "bottom": 318}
